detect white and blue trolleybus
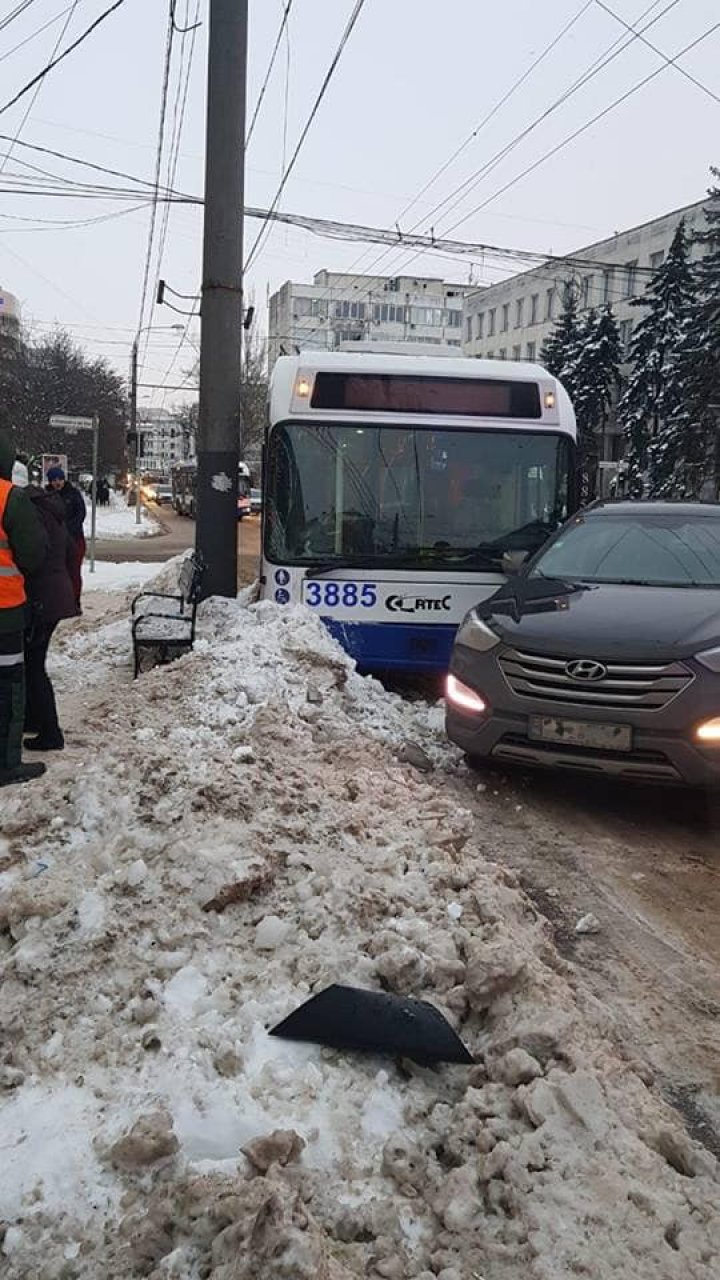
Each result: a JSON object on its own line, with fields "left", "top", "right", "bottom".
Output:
{"left": 262, "top": 348, "right": 577, "bottom": 672}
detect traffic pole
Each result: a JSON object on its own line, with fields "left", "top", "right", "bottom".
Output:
{"left": 90, "top": 412, "right": 99, "bottom": 573}
{"left": 130, "top": 339, "right": 142, "bottom": 525}
{"left": 195, "top": 0, "right": 247, "bottom": 598}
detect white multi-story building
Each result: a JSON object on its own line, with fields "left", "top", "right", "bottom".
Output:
{"left": 268, "top": 270, "right": 468, "bottom": 370}
{"left": 0, "top": 288, "right": 20, "bottom": 344}
{"left": 137, "top": 409, "right": 188, "bottom": 475}
{"left": 462, "top": 198, "right": 711, "bottom": 461}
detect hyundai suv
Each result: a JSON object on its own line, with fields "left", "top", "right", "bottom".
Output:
{"left": 446, "top": 501, "right": 720, "bottom": 786}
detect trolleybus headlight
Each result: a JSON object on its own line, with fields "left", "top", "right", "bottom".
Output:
{"left": 455, "top": 610, "right": 500, "bottom": 653}
{"left": 544, "top": 390, "right": 556, "bottom": 410}
{"left": 695, "top": 716, "right": 720, "bottom": 744}
{"left": 446, "top": 674, "right": 488, "bottom": 715}
{"left": 295, "top": 375, "right": 311, "bottom": 398}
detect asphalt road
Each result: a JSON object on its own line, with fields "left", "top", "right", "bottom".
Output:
{"left": 94, "top": 504, "right": 262, "bottom": 585}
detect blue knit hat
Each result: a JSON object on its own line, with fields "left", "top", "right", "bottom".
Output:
{"left": 47, "top": 465, "right": 66, "bottom": 482}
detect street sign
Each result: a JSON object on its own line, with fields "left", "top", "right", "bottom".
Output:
{"left": 49, "top": 414, "right": 95, "bottom": 434}
{"left": 48, "top": 412, "right": 101, "bottom": 575}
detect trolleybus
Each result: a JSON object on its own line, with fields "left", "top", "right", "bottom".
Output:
{"left": 261, "top": 349, "right": 577, "bottom": 671}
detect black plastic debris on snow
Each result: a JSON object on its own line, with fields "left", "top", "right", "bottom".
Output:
{"left": 270, "top": 984, "right": 474, "bottom": 1066}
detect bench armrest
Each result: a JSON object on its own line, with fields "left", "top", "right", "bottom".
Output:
{"left": 131, "top": 589, "right": 183, "bottom": 615}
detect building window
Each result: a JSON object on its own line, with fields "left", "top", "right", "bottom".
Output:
{"left": 487, "top": 350, "right": 494, "bottom": 359}
{"left": 581, "top": 276, "right": 593, "bottom": 309}
{"left": 515, "top": 298, "right": 525, "bottom": 328}
{"left": 447, "top": 310, "right": 462, "bottom": 327}
{"left": 619, "top": 318, "right": 633, "bottom": 355}
{"left": 499, "top": 348, "right": 507, "bottom": 360}
{"left": 602, "top": 270, "right": 613, "bottom": 303}
{"left": 293, "top": 296, "right": 313, "bottom": 318}
{"left": 488, "top": 308, "right": 496, "bottom": 336}
{"left": 476, "top": 312, "right": 484, "bottom": 340}
{"left": 530, "top": 294, "right": 539, "bottom": 324}
{"left": 466, "top": 317, "right": 472, "bottom": 343}
{"left": 526, "top": 341, "right": 536, "bottom": 361}
{"left": 311, "top": 299, "right": 326, "bottom": 319}
{"left": 501, "top": 303, "right": 510, "bottom": 332}
{"left": 650, "top": 250, "right": 665, "bottom": 270}
{"left": 545, "top": 288, "right": 554, "bottom": 320}
{"left": 623, "top": 260, "right": 638, "bottom": 298}
{"left": 375, "top": 302, "right": 406, "bottom": 324}
{"left": 512, "top": 344, "right": 521, "bottom": 360}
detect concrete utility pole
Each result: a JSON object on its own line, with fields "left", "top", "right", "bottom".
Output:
{"left": 195, "top": 0, "right": 248, "bottom": 597}
{"left": 130, "top": 339, "right": 142, "bottom": 525}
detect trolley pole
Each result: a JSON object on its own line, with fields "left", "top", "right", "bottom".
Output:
{"left": 195, "top": 0, "right": 247, "bottom": 598}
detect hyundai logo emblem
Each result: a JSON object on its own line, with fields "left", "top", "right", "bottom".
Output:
{"left": 566, "top": 659, "right": 608, "bottom": 682}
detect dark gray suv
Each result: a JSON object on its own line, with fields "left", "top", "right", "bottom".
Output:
{"left": 446, "top": 501, "right": 720, "bottom": 786}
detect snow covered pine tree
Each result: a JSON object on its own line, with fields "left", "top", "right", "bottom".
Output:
{"left": 542, "top": 284, "right": 621, "bottom": 500}
{"left": 650, "top": 173, "right": 720, "bottom": 498}
{"left": 566, "top": 306, "right": 622, "bottom": 501}
{"left": 618, "top": 220, "right": 697, "bottom": 496}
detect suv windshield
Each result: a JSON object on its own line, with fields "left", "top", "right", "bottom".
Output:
{"left": 265, "top": 422, "right": 572, "bottom": 571}
{"left": 532, "top": 512, "right": 720, "bottom": 587}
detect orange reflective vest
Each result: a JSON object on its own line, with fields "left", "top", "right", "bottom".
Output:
{"left": 0, "top": 478, "right": 27, "bottom": 609}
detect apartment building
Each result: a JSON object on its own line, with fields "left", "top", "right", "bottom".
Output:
{"left": 137, "top": 409, "right": 188, "bottom": 475}
{"left": 268, "top": 269, "right": 468, "bottom": 369}
{"left": 462, "top": 198, "right": 711, "bottom": 460}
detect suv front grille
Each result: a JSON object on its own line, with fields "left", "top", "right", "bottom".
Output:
{"left": 499, "top": 648, "right": 693, "bottom": 711}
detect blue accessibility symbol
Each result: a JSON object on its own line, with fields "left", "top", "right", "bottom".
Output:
{"left": 275, "top": 569, "right": 290, "bottom": 585}
{"left": 275, "top": 588, "right": 290, "bottom": 604}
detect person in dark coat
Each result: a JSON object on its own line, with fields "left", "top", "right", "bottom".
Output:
{"left": 46, "top": 465, "right": 86, "bottom": 609}
{"left": 23, "top": 484, "right": 79, "bottom": 751}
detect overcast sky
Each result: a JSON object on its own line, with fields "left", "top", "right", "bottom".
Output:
{"left": 1, "top": 0, "right": 718, "bottom": 411}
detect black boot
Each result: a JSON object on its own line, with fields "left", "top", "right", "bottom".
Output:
{"left": 24, "top": 731, "right": 65, "bottom": 752}
{"left": 0, "top": 762, "right": 47, "bottom": 786}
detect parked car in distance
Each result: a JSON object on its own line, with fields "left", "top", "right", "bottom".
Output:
{"left": 250, "top": 487, "right": 262, "bottom": 514}
{"left": 446, "top": 501, "right": 720, "bottom": 787}
{"left": 152, "top": 483, "right": 173, "bottom": 505}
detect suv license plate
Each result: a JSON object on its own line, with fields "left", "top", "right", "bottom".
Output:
{"left": 529, "top": 717, "right": 632, "bottom": 752}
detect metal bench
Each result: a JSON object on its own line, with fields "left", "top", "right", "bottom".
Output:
{"left": 131, "top": 552, "right": 205, "bottom": 678}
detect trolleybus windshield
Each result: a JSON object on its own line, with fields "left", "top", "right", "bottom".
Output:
{"left": 265, "top": 422, "right": 572, "bottom": 571}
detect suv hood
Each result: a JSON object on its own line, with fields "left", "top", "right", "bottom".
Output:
{"left": 478, "top": 577, "right": 720, "bottom": 662}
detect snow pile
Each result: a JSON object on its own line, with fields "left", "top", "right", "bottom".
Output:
{"left": 0, "top": 596, "right": 718, "bottom": 1279}
{"left": 83, "top": 560, "right": 165, "bottom": 592}
{"left": 86, "top": 492, "right": 160, "bottom": 540}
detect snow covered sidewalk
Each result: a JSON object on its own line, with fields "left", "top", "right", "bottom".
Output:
{"left": 0, "top": 592, "right": 718, "bottom": 1279}
{"left": 86, "top": 491, "right": 161, "bottom": 540}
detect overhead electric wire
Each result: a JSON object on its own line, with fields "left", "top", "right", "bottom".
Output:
{"left": 0, "top": 3, "right": 75, "bottom": 67}
{"left": 335, "top": 0, "right": 595, "bottom": 292}
{"left": 320, "top": 0, "right": 679, "bottom": 304}
{"left": 146, "top": 0, "right": 201, "bottom": 359}
{"left": 0, "top": 130, "right": 194, "bottom": 197}
{"left": 0, "top": 0, "right": 81, "bottom": 177}
{"left": 0, "top": 1, "right": 40, "bottom": 36}
{"left": 135, "top": 1, "right": 175, "bottom": 361}
{"left": 593, "top": 0, "right": 720, "bottom": 105}
{"left": 246, "top": 0, "right": 293, "bottom": 147}
{"left": 244, "top": 0, "right": 368, "bottom": 272}
{"left": 443, "top": 19, "right": 720, "bottom": 240}
{"left": 0, "top": 0, "right": 130, "bottom": 118}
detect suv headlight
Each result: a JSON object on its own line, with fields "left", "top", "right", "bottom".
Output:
{"left": 455, "top": 609, "right": 500, "bottom": 654}
{"left": 695, "top": 646, "right": 720, "bottom": 673}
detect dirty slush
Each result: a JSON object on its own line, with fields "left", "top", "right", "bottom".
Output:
{"left": 0, "top": 584, "right": 718, "bottom": 1278}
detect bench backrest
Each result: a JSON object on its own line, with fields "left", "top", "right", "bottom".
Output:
{"left": 178, "top": 553, "right": 205, "bottom": 605}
